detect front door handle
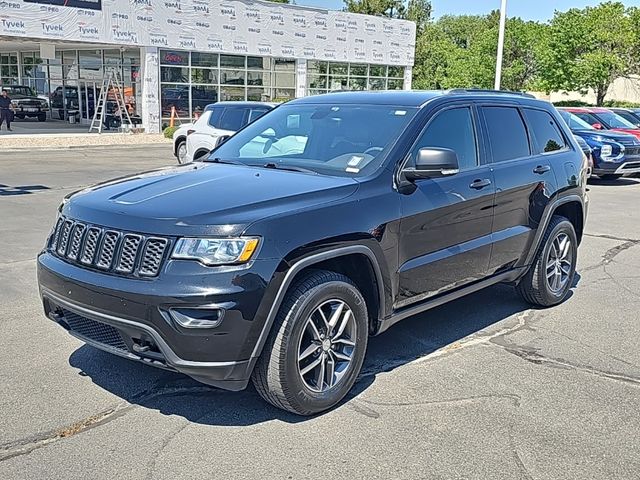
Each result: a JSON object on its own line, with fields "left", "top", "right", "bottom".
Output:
{"left": 470, "top": 178, "right": 492, "bottom": 190}
{"left": 533, "top": 165, "right": 551, "bottom": 174}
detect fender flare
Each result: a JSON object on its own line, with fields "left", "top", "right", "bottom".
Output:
{"left": 249, "top": 245, "right": 386, "bottom": 361}
{"left": 522, "top": 194, "right": 585, "bottom": 267}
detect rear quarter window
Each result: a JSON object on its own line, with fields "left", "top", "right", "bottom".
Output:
{"left": 523, "top": 109, "right": 568, "bottom": 154}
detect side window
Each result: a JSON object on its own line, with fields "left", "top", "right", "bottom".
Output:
{"left": 523, "top": 109, "right": 567, "bottom": 154}
{"left": 482, "top": 106, "right": 530, "bottom": 163}
{"left": 218, "top": 108, "right": 247, "bottom": 131}
{"left": 575, "top": 112, "right": 598, "bottom": 126}
{"left": 412, "top": 107, "right": 478, "bottom": 171}
{"left": 207, "top": 107, "right": 224, "bottom": 128}
{"left": 248, "top": 108, "right": 270, "bottom": 123}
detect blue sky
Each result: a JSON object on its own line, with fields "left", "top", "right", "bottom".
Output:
{"left": 296, "top": 0, "right": 640, "bottom": 21}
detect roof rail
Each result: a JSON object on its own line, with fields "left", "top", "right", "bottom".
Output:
{"left": 448, "top": 88, "right": 537, "bottom": 99}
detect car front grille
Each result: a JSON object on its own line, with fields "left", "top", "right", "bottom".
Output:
{"left": 622, "top": 162, "right": 640, "bottom": 170}
{"left": 61, "top": 308, "right": 129, "bottom": 352}
{"left": 624, "top": 146, "right": 640, "bottom": 158}
{"left": 49, "top": 216, "right": 170, "bottom": 277}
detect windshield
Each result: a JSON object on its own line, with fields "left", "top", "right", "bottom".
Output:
{"left": 559, "top": 110, "right": 594, "bottom": 130}
{"left": 596, "top": 111, "right": 636, "bottom": 129}
{"left": 5, "top": 86, "right": 35, "bottom": 97}
{"left": 210, "top": 103, "right": 418, "bottom": 177}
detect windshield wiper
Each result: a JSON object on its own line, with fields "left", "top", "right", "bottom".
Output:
{"left": 263, "top": 162, "right": 318, "bottom": 175}
{"left": 204, "top": 157, "right": 246, "bottom": 166}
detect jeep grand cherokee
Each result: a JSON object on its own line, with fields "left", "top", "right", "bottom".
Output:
{"left": 38, "top": 90, "right": 588, "bottom": 415}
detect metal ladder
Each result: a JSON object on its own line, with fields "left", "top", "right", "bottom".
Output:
{"left": 89, "top": 69, "right": 133, "bottom": 133}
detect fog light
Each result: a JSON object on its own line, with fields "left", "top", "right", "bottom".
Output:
{"left": 170, "top": 308, "right": 224, "bottom": 328}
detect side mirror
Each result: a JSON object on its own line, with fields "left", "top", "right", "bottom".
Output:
{"left": 592, "top": 123, "right": 603, "bottom": 130}
{"left": 215, "top": 135, "right": 231, "bottom": 147}
{"left": 404, "top": 148, "right": 460, "bottom": 181}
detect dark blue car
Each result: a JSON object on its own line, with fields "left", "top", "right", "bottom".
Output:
{"left": 559, "top": 109, "right": 640, "bottom": 179}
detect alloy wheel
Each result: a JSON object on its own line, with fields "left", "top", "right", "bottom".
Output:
{"left": 177, "top": 143, "right": 187, "bottom": 163}
{"left": 297, "top": 299, "right": 357, "bottom": 393}
{"left": 546, "top": 232, "right": 573, "bottom": 293}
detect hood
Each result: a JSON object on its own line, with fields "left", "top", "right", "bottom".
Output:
{"left": 63, "top": 163, "right": 359, "bottom": 236}
{"left": 609, "top": 128, "right": 640, "bottom": 140}
{"left": 10, "top": 94, "right": 39, "bottom": 101}
{"left": 573, "top": 129, "right": 639, "bottom": 143}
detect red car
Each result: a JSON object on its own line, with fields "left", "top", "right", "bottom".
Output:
{"left": 559, "top": 107, "right": 640, "bottom": 140}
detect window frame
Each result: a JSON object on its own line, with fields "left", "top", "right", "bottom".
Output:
{"left": 399, "top": 103, "right": 482, "bottom": 174}
{"left": 522, "top": 107, "right": 571, "bottom": 156}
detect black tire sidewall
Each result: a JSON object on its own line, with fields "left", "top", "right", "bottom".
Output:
{"left": 536, "top": 220, "right": 578, "bottom": 305}
{"left": 282, "top": 280, "right": 368, "bottom": 414}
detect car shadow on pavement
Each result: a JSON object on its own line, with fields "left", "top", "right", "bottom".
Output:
{"left": 588, "top": 177, "right": 640, "bottom": 187}
{"left": 69, "top": 281, "right": 576, "bottom": 425}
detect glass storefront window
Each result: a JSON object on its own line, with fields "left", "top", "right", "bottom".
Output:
{"left": 220, "top": 86, "right": 245, "bottom": 101}
{"left": 387, "top": 78, "right": 404, "bottom": 90}
{"left": 160, "top": 50, "right": 189, "bottom": 66}
{"left": 191, "top": 85, "right": 218, "bottom": 111}
{"left": 274, "top": 58, "right": 295, "bottom": 71}
{"left": 192, "top": 52, "right": 218, "bottom": 68}
{"left": 273, "top": 88, "right": 295, "bottom": 102}
{"left": 191, "top": 68, "right": 218, "bottom": 84}
{"left": 247, "top": 71, "right": 270, "bottom": 86}
{"left": 247, "top": 57, "right": 270, "bottom": 70}
{"left": 274, "top": 72, "right": 295, "bottom": 89}
{"left": 349, "top": 64, "right": 368, "bottom": 76}
{"left": 368, "top": 78, "right": 386, "bottom": 90}
{"left": 307, "top": 61, "right": 328, "bottom": 74}
{"left": 348, "top": 77, "right": 367, "bottom": 91}
{"left": 369, "top": 65, "right": 386, "bottom": 77}
{"left": 161, "top": 83, "right": 190, "bottom": 118}
{"left": 328, "top": 75, "right": 348, "bottom": 90}
{"left": 161, "top": 66, "right": 189, "bottom": 83}
{"left": 308, "top": 75, "right": 327, "bottom": 89}
{"left": 220, "top": 69, "right": 245, "bottom": 85}
{"left": 329, "top": 63, "right": 348, "bottom": 75}
{"left": 247, "top": 87, "right": 272, "bottom": 102}
{"left": 220, "top": 55, "right": 245, "bottom": 68}
{"left": 388, "top": 66, "right": 404, "bottom": 78}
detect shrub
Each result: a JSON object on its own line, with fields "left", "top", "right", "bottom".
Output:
{"left": 552, "top": 100, "right": 592, "bottom": 107}
{"left": 163, "top": 126, "right": 178, "bottom": 138}
{"left": 603, "top": 100, "right": 640, "bottom": 108}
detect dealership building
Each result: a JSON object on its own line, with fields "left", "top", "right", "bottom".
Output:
{"left": 0, "top": 0, "right": 416, "bottom": 132}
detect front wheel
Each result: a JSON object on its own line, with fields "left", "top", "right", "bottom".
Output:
{"left": 37, "top": 113, "right": 47, "bottom": 122}
{"left": 252, "top": 270, "right": 369, "bottom": 415}
{"left": 517, "top": 215, "right": 577, "bottom": 307}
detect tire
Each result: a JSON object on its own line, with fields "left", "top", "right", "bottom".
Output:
{"left": 599, "top": 174, "right": 622, "bottom": 180}
{"left": 175, "top": 141, "right": 187, "bottom": 164}
{"left": 517, "top": 215, "right": 577, "bottom": 307}
{"left": 252, "top": 270, "right": 369, "bottom": 415}
{"left": 58, "top": 110, "right": 64, "bottom": 120}
{"left": 37, "top": 113, "right": 46, "bottom": 122}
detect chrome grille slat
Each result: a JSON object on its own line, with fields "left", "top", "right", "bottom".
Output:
{"left": 115, "top": 234, "right": 142, "bottom": 273}
{"left": 139, "top": 238, "right": 168, "bottom": 277}
{"left": 56, "top": 220, "right": 74, "bottom": 256}
{"left": 80, "top": 227, "right": 101, "bottom": 265}
{"left": 67, "top": 224, "right": 86, "bottom": 260}
{"left": 96, "top": 231, "right": 120, "bottom": 269}
{"left": 50, "top": 216, "right": 168, "bottom": 277}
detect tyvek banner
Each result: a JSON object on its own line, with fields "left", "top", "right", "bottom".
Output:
{"left": 2, "top": 0, "right": 416, "bottom": 66}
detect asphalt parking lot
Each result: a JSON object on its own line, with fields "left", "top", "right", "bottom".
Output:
{"left": 1, "top": 146, "right": 639, "bottom": 479}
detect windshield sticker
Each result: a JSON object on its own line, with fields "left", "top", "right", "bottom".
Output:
{"left": 348, "top": 155, "right": 364, "bottom": 167}
{"left": 394, "top": 110, "right": 407, "bottom": 116}
{"left": 345, "top": 167, "right": 361, "bottom": 173}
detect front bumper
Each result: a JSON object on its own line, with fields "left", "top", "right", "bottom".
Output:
{"left": 594, "top": 160, "right": 640, "bottom": 175}
{"left": 37, "top": 252, "right": 279, "bottom": 390}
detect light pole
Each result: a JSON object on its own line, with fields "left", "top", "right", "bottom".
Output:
{"left": 494, "top": 0, "right": 508, "bottom": 90}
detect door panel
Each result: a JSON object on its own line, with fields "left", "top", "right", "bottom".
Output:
{"left": 397, "top": 168, "right": 496, "bottom": 307}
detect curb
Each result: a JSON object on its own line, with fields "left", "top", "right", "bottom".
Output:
{"left": 0, "top": 143, "right": 171, "bottom": 153}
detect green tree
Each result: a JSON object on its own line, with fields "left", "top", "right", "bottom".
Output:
{"left": 539, "top": 2, "right": 640, "bottom": 105}
{"left": 343, "top": 0, "right": 406, "bottom": 18}
{"left": 406, "top": 0, "right": 432, "bottom": 34}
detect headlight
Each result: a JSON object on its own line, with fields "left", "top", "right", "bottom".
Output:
{"left": 172, "top": 237, "right": 260, "bottom": 265}
{"left": 601, "top": 144, "right": 613, "bottom": 157}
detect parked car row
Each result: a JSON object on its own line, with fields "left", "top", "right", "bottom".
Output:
{"left": 557, "top": 107, "right": 640, "bottom": 180}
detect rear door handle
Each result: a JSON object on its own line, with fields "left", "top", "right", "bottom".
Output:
{"left": 469, "top": 178, "right": 492, "bottom": 190}
{"left": 533, "top": 165, "right": 551, "bottom": 174}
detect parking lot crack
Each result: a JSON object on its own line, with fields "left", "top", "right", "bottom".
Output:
{"left": 0, "top": 402, "right": 134, "bottom": 463}
{"left": 358, "top": 393, "right": 522, "bottom": 409}
{"left": 582, "top": 238, "right": 640, "bottom": 272}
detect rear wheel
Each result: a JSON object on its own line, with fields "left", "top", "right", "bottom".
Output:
{"left": 175, "top": 141, "right": 187, "bottom": 164}
{"left": 252, "top": 270, "right": 368, "bottom": 415}
{"left": 37, "top": 113, "right": 46, "bottom": 122}
{"left": 517, "top": 215, "right": 577, "bottom": 307}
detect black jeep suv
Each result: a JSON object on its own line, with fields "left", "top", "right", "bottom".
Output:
{"left": 38, "top": 90, "right": 588, "bottom": 415}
